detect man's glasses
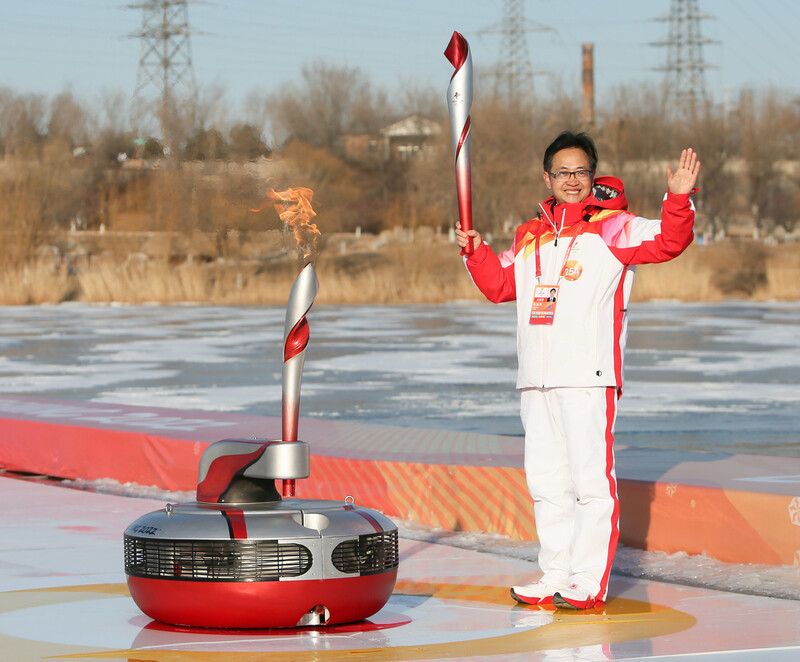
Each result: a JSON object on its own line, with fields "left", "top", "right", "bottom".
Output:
{"left": 549, "top": 169, "right": 594, "bottom": 182}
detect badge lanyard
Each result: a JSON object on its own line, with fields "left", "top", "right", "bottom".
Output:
{"left": 533, "top": 226, "right": 584, "bottom": 285}
{"left": 529, "top": 219, "right": 585, "bottom": 325}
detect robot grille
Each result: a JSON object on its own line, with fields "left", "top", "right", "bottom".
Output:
{"left": 331, "top": 530, "right": 399, "bottom": 575}
{"left": 124, "top": 536, "right": 312, "bottom": 581}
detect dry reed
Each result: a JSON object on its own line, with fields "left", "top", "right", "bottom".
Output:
{"left": 2, "top": 238, "right": 799, "bottom": 306}
{"left": 0, "top": 262, "right": 77, "bottom": 305}
{"left": 756, "top": 246, "right": 800, "bottom": 300}
{"left": 631, "top": 244, "right": 723, "bottom": 302}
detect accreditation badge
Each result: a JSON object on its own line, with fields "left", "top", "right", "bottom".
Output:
{"left": 529, "top": 285, "right": 559, "bottom": 325}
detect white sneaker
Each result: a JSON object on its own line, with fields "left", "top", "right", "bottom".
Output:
{"left": 553, "top": 583, "right": 602, "bottom": 610}
{"left": 510, "top": 580, "right": 559, "bottom": 605}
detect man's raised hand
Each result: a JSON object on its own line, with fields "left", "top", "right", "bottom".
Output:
{"left": 667, "top": 148, "right": 701, "bottom": 195}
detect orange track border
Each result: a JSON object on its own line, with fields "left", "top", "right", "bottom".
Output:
{"left": 2, "top": 408, "right": 798, "bottom": 566}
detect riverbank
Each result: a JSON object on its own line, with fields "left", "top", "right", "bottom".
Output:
{"left": 2, "top": 229, "right": 799, "bottom": 305}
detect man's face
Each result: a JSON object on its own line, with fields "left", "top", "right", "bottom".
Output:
{"left": 543, "top": 147, "right": 594, "bottom": 205}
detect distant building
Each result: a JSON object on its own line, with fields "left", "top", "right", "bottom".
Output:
{"left": 380, "top": 115, "right": 442, "bottom": 161}
{"left": 341, "top": 133, "right": 382, "bottom": 165}
{"left": 343, "top": 115, "right": 442, "bottom": 164}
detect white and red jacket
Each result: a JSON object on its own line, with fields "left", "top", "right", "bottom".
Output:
{"left": 465, "top": 176, "right": 695, "bottom": 390}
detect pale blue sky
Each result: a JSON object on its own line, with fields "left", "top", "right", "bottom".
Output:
{"left": 1, "top": 0, "right": 798, "bottom": 108}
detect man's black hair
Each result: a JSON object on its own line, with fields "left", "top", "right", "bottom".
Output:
{"left": 543, "top": 131, "right": 598, "bottom": 173}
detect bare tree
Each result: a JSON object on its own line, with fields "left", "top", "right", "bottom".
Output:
{"left": 764, "top": 181, "right": 800, "bottom": 234}
{"left": 267, "top": 62, "right": 387, "bottom": 153}
{"left": 228, "top": 123, "right": 270, "bottom": 161}
{"left": 468, "top": 91, "right": 584, "bottom": 237}
{"left": 392, "top": 79, "right": 443, "bottom": 121}
{"left": 736, "top": 88, "right": 792, "bottom": 236}
{"left": 0, "top": 90, "right": 47, "bottom": 157}
{"left": 183, "top": 127, "right": 229, "bottom": 161}
{"left": 48, "top": 89, "right": 91, "bottom": 149}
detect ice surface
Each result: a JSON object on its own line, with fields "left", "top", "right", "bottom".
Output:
{"left": 2, "top": 300, "right": 799, "bottom": 454}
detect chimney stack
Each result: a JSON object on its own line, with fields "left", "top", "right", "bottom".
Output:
{"left": 582, "top": 43, "right": 595, "bottom": 128}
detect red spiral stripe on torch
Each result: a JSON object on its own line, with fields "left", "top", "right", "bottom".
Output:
{"left": 284, "top": 317, "right": 309, "bottom": 362}
{"left": 282, "top": 315, "right": 306, "bottom": 496}
{"left": 457, "top": 117, "right": 471, "bottom": 159}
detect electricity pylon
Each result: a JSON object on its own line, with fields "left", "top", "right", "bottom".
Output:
{"left": 479, "top": 0, "right": 554, "bottom": 105}
{"left": 653, "top": 0, "right": 716, "bottom": 116}
{"left": 130, "top": 0, "right": 197, "bottom": 149}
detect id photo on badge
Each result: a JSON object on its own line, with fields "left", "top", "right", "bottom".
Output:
{"left": 530, "top": 285, "right": 559, "bottom": 325}
{"left": 534, "top": 285, "right": 558, "bottom": 302}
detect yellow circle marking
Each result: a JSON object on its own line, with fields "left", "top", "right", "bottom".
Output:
{"left": 0, "top": 581, "right": 696, "bottom": 661}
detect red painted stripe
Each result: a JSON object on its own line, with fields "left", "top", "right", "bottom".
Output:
{"left": 354, "top": 509, "right": 384, "bottom": 533}
{"left": 344, "top": 505, "right": 383, "bottom": 533}
{"left": 599, "top": 386, "right": 621, "bottom": 598}
{"left": 472, "top": 464, "right": 536, "bottom": 538}
{"left": 435, "top": 465, "right": 504, "bottom": 533}
{"left": 370, "top": 462, "right": 422, "bottom": 521}
{"left": 222, "top": 509, "right": 248, "bottom": 539}
{"left": 196, "top": 444, "right": 268, "bottom": 503}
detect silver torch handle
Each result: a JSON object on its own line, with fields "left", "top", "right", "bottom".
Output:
{"left": 281, "top": 262, "right": 319, "bottom": 496}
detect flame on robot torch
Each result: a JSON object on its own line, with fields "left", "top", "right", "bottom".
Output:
{"left": 267, "top": 187, "right": 321, "bottom": 261}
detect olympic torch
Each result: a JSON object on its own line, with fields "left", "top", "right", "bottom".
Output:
{"left": 444, "top": 30, "right": 474, "bottom": 256}
{"left": 281, "top": 261, "right": 319, "bottom": 497}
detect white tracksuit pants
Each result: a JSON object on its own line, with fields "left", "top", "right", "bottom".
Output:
{"left": 520, "top": 386, "right": 620, "bottom": 601}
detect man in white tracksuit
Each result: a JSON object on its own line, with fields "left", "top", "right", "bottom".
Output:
{"left": 455, "top": 131, "right": 700, "bottom": 609}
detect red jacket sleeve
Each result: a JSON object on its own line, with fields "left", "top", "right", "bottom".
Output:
{"left": 606, "top": 191, "right": 695, "bottom": 265}
{"left": 464, "top": 241, "right": 517, "bottom": 303}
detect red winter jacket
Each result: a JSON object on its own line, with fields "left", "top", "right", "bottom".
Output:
{"left": 465, "top": 176, "right": 695, "bottom": 389}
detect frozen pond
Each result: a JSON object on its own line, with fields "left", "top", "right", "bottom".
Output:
{"left": 1, "top": 300, "right": 799, "bottom": 457}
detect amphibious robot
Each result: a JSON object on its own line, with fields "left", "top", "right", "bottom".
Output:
{"left": 123, "top": 264, "right": 399, "bottom": 628}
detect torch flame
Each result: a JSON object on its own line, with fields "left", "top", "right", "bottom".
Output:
{"left": 268, "top": 187, "right": 321, "bottom": 259}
